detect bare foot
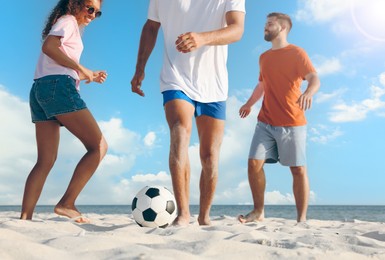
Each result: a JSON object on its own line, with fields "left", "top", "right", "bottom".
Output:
{"left": 172, "top": 215, "right": 190, "bottom": 227}
{"left": 198, "top": 215, "right": 211, "bottom": 226}
{"left": 238, "top": 210, "right": 264, "bottom": 223}
{"left": 54, "top": 204, "right": 90, "bottom": 223}
{"left": 297, "top": 216, "right": 307, "bottom": 223}
{"left": 20, "top": 212, "right": 32, "bottom": 220}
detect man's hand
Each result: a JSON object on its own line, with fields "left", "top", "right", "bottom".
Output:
{"left": 239, "top": 104, "right": 252, "bottom": 118}
{"left": 297, "top": 93, "right": 313, "bottom": 110}
{"left": 175, "top": 32, "right": 204, "bottom": 53}
{"left": 299, "top": 72, "right": 320, "bottom": 110}
{"left": 131, "top": 70, "right": 145, "bottom": 97}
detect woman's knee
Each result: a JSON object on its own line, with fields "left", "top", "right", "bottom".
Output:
{"left": 100, "top": 136, "right": 108, "bottom": 157}
{"left": 85, "top": 135, "right": 108, "bottom": 156}
{"left": 95, "top": 135, "right": 108, "bottom": 158}
{"left": 36, "top": 154, "right": 57, "bottom": 171}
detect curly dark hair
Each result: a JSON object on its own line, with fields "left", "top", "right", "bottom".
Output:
{"left": 42, "top": 0, "right": 102, "bottom": 40}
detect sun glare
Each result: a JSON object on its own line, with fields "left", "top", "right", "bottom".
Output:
{"left": 351, "top": 0, "right": 385, "bottom": 42}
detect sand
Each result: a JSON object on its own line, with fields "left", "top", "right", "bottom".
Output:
{"left": 0, "top": 211, "right": 384, "bottom": 259}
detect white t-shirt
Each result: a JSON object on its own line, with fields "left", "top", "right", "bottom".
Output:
{"left": 34, "top": 15, "right": 83, "bottom": 89}
{"left": 148, "top": 0, "right": 245, "bottom": 102}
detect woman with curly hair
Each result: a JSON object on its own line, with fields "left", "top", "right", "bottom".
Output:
{"left": 20, "top": 0, "right": 107, "bottom": 223}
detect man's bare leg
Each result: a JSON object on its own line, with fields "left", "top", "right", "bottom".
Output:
{"left": 165, "top": 100, "right": 195, "bottom": 226}
{"left": 238, "top": 159, "right": 266, "bottom": 223}
{"left": 290, "top": 166, "right": 309, "bottom": 222}
{"left": 196, "top": 115, "right": 224, "bottom": 225}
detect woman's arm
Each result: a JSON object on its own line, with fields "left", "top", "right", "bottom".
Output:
{"left": 42, "top": 35, "right": 94, "bottom": 82}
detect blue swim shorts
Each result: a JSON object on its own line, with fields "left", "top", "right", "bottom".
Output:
{"left": 248, "top": 121, "right": 307, "bottom": 167}
{"left": 162, "top": 90, "right": 226, "bottom": 120}
{"left": 29, "top": 75, "right": 87, "bottom": 123}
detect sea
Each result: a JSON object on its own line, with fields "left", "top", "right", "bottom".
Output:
{"left": 1, "top": 205, "right": 384, "bottom": 222}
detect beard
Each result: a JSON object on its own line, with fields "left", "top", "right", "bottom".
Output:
{"left": 264, "top": 29, "right": 279, "bottom": 42}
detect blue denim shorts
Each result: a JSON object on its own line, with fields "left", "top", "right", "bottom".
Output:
{"left": 162, "top": 90, "right": 226, "bottom": 120}
{"left": 248, "top": 121, "right": 307, "bottom": 166}
{"left": 29, "top": 75, "right": 87, "bottom": 123}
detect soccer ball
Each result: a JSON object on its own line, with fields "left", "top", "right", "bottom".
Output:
{"left": 132, "top": 186, "right": 177, "bottom": 228}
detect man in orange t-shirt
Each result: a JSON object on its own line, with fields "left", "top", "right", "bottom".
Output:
{"left": 238, "top": 13, "right": 320, "bottom": 223}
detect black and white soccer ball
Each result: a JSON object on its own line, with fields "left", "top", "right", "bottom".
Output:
{"left": 132, "top": 186, "right": 177, "bottom": 228}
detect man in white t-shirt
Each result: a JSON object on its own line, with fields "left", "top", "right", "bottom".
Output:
{"left": 131, "top": 0, "right": 245, "bottom": 226}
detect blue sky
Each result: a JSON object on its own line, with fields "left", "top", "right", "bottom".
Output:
{"left": 1, "top": 0, "right": 385, "bottom": 206}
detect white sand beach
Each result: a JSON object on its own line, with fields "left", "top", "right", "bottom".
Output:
{"left": 0, "top": 212, "right": 384, "bottom": 260}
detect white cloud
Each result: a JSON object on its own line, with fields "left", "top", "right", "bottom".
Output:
{"left": 330, "top": 103, "right": 367, "bottom": 122}
{"left": 221, "top": 96, "right": 260, "bottom": 162}
{"left": 215, "top": 181, "right": 252, "bottom": 203}
{"left": 315, "top": 89, "right": 347, "bottom": 104}
{"left": 380, "top": 73, "right": 385, "bottom": 86}
{"left": 295, "top": 0, "right": 351, "bottom": 23}
{"left": 143, "top": 131, "right": 156, "bottom": 147}
{"left": 296, "top": 0, "right": 385, "bottom": 42}
{"left": 0, "top": 86, "right": 35, "bottom": 160}
{"left": 0, "top": 86, "right": 36, "bottom": 204}
{"left": 132, "top": 171, "right": 169, "bottom": 183}
{"left": 309, "top": 125, "right": 344, "bottom": 144}
{"left": 265, "top": 191, "right": 295, "bottom": 204}
{"left": 314, "top": 57, "right": 343, "bottom": 76}
{"left": 99, "top": 118, "right": 141, "bottom": 154}
{"left": 329, "top": 72, "right": 385, "bottom": 122}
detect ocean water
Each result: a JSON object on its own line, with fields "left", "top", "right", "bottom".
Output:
{"left": 1, "top": 205, "right": 384, "bottom": 222}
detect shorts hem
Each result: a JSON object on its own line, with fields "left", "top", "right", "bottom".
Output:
{"left": 280, "top": 162, "right": 307, "bottom": 167}
{"left": 248, "top": 157, "right": 278, "bottom": 164}
{"left": 163, "top": 90, "right": 226, "bottom": 120}
{"left": 32, "top": 107, "right": 87, "bottom": 123}
{"left": 49, "top": 107, "right": 87, "bottom": 118}
{"left": 32, "top": 118, "right": 58, "bottom": 124}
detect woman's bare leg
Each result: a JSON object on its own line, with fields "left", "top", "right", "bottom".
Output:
{"left": 20, "top": 121, "right": 60, "bottom": 220}
{"left": 54, "top": 109, "right": 107, "bottom": 222}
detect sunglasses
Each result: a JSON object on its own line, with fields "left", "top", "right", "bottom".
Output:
{"left": 86, "top": 6, "right": 102, "bottom": 18}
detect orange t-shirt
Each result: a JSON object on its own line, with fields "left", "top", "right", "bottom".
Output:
{"left": 258, "top": 44, "right": 316, "bottom": 126}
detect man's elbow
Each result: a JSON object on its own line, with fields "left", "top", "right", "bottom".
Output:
{"left": 311, "top": 74, "right": 321, "bottom": 91}
{"left": 235, "top": 27, "right": 244, "bottom": 42}
{"left": 231, "top": 25, "right": 244, "bottom": 43}
{"left": 313, "top": 74, "right": 321, "bottom": 87}
{"left": 143, "top": 19, "right": 160, "bottom": 34}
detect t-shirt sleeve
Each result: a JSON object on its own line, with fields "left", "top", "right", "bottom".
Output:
{"left": 147, "top": 0, "right": 160, "bottom": 22}
{"left": 225, "top": 0, "right": 246, "bottom": 13}
{"left": 49, "top": 16, "right": 75, "bottom": 40}
{"left": 297, "top": 48, "right": 316, "bottom": 79}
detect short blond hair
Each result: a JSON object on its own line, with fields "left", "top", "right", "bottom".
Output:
{"left": 267, "top": 12, "right": 292, "bottom": 32}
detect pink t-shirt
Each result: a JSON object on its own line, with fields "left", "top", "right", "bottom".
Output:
{"left": 34, "top": 15, "right": 83, "bottom": 89}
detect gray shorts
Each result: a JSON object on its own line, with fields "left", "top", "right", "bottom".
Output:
{"left": 248, "top": 121, "right": 307, "bottom": 166}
